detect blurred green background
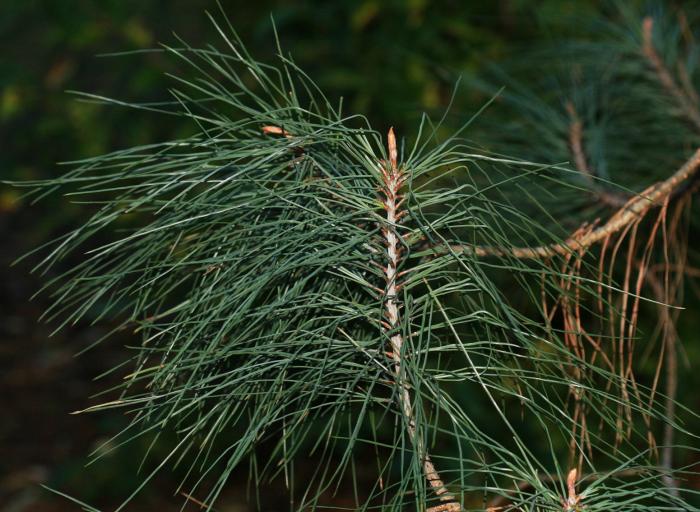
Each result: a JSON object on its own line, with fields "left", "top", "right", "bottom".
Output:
{"left": 2, "top": 1, "right": 699, "bottom": 510}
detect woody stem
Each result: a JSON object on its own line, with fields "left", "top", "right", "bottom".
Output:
{"left": 381, "top": 128, "right": 460, "bottom": 511}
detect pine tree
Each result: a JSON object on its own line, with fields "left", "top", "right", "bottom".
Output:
{"left": 15, "top": 4, "right": 700, "bottom": 511}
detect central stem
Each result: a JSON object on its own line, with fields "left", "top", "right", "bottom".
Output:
{"left": 381, "top": 128, "right": 459, "bottom": 512}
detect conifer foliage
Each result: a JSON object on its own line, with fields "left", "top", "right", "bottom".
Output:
{"left": 18, "top": 6, "right": 700, "bottom": 512}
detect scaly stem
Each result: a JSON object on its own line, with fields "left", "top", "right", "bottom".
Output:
{"left": 381, "top": 128, "right": 460, "bottom": 511}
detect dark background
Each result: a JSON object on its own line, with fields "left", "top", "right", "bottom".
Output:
{"left": 2, "top": 1, "right": 699, "bottom": 510}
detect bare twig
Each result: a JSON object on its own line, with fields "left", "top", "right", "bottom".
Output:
{"left": 645, "top": 269, "right": 680, "bottom": 495}
{"left": 381, "top": 128, "right": 460, "bottom": 512}
{"left": 181, "top": 492, "right": 213, "bottom": 509}
{"left": 448, "top": 149, "right": 700, "bottom": 259}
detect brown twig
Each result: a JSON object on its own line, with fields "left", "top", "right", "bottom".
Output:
{"left": 448, "top": 149, "right": 700, "bottom": 259}
{"left": 566, "top": 102, "right": 593, "bottom": 180}
{"left": 381, "top": 128, "right": 460, "bottom": 512}
{"left": 644, "top": 268, "right": 680, "bottom": 494}
{"left": 642, "top": 17, "right": 700, "bottom": 132}
{"left": 181, "top": 492, "right": 213, "bottom": 509}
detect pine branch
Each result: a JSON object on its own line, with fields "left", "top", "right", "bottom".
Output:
{"left": 380, "top": 128, "right": 460, "bottom": 512}
{"left": 23, "top": 11, "right": 700, "bottom": 511}
{"left": 447, "top": 148, "right": 700, "bottom": 259}
{"left": 642, "top": 16, "right": 700, "bottom": 132}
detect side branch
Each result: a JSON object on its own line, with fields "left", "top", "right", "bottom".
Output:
{"left": 449, "top": 149, "right": 700, "bottom": 259}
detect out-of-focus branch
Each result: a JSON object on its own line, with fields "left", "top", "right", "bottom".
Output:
{"left": 448, "top": 149, "right": 700, "bottom": 259}
{"left": 565, "top": 102, "right": 593, "bottom": 180}
{"left": 642, "top": 17, "right": 700, "bottom": 132}
{"left": 644, "top": 269, "right": 680, "bottom": 495}
{"left": 181, "top": 492, "right": 211, "bottom": 509}
{"left": 676, "top": 10, "right": 700, "bottom": 106}
{"left": 440, "top": 17, "right": 700, "bottom": 261}
{"left": 648, "top": 263, "right": 700, "bottom": 278}
{"left": 565, "top": 102, "right": 628, "bottom": 208}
